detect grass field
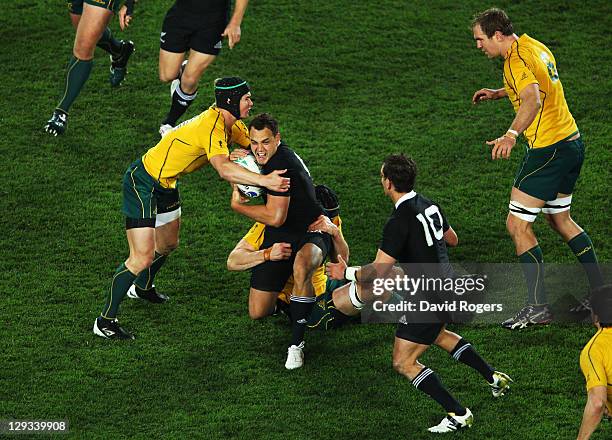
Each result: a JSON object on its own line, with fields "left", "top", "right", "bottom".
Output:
{"left": 1, "top": 0, "right": 610, "bottom": 438}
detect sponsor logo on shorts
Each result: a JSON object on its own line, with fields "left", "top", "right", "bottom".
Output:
{"left": 214, "top": 40, "right": 223, "bottom": 49}
{"left": 160, "top": 32, "right": 167, "bottom": 43}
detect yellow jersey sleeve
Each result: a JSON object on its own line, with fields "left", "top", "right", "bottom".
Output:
{"left": 207, "top": 119, "right": 230, "bottom": 160}
{"left": 231, "top": 120, "right": 251, "bottom": 149}
{"left": 242, "top": 223, "right": 266, "bottom": 250}
{"left": 141, "top": 107, "right": 233, "bottom": 188}
{"left": 505, "top": 52, "right": 538, "bottom": 96}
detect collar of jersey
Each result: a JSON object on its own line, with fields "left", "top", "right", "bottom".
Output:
{"left": 395, "top": 191, "right": 416, "bottom": 208}
{"left": 505, "top": 34, "right": 527, "bottom": 59}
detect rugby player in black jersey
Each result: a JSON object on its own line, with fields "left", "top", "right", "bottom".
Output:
{"left": 231, "top": 113, "right": 331, "bottom": 370}
{"left": 327, "top": 154, "right": 511, "bottom": 434}
{"left": 158, "top": 0, "right": 249, "bottom": 136}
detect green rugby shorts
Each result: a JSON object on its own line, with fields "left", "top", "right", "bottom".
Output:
{"left": 513, "top": 136, "right": 585, "bottom": 201}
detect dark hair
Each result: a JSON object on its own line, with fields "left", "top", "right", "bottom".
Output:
{"left": 315, "top": 184, "right": 340, "bottom": 218}
{"left": 472, "top": 8, "right": 514, "bottom": 38}
{"left": 248, "top": 113, "right": 279, "bottom": 136}
{"left": 382, "top": 154, "right": 417, "bottom": 193}
{"left": 591, "top": 284, "right": 612, "bottom": 327}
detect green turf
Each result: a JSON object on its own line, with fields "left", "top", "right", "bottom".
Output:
{"left": 1, "top": 0, "right": 610, "bottom": 439}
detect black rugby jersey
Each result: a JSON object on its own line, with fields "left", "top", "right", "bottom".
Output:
{"left": 379, "top": 191, "right": 450, "bottom": 264}
{"left": 262, "top": 142, "right": 322, "bottom": 234}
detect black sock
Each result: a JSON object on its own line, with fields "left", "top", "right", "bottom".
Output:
{"left": 289, "top": 295, "right": 316, "bottom": 346}
{"left": 412, "top": 367, "right": 466, "bottom": 415}
{"left": 451, "top": 339, "right": 494, "bottom": 383}
{"left": 97, "top": 27, "right": 122, "bottom": 57}
{"left": 275, "top": 299, "right": 292, "bottom": 320}
{"left": 567, "top": 232, "right": 604, "bottom": 290}
{"left": 162, "top": 84, "right": 197, "bottom": 126}
{"left": 519, "top": 245, "right": 546, "bottom": 305}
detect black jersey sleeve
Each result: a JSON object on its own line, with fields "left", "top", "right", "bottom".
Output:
{"left": 379, "top": 215, "right": 408, "bottom": 260}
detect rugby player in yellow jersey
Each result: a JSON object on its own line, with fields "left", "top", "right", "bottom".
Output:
{"left": 93, "top": 77, "right": 290, "bottom": 339}
{"left": 578, "top": 284, "right": 612, "bottom": 439}
{"left": 471, "top": 8, "right": 604, "bottom": 329}
{"left": 227, "top": 184, "right": 351, "bottom": 329}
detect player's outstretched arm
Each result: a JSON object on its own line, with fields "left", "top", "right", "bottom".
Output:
{"left": 227, "top": 239, "right": 291, "bottom": 271}
{"left": 577, "top": 385, "right": 607, "bottom": 439}
{"left": 472, "top": 87, "right": 507, "bottom": 104}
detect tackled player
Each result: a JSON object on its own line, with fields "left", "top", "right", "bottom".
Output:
{"left": 93, "top": 78, "right": 290, "bottom": 340}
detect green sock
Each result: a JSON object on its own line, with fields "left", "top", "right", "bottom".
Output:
{"left": 101, "top": 263, "right": 137, "bottom": 319}
{"left": 97, "top": 27, "right": 122, "bottom": 57}
{"left": 57, "top": 56, "right": 93, "bottom": 113}
{"left": 134, "top": 252, "right": 167, "bottom": 290}
{"left": 567, "top": 232, "right": 603, "bottom": 290}
{"left": 519, "top": 245, "right": 546, "bottom": 305}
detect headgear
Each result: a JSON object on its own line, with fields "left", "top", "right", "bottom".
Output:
{"left": 315, "top": 184, "right": 340, "bottom": 219}
{"left": 215, "top": 77, "right": 250, "bottom": 119}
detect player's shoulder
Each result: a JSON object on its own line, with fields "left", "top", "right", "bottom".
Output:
{"left": 509, "top": 34, "right": 540, "bottom": 64}
{"left": 233, "top": 119, "right": 248, "bottom": 132}
{"left": 199, "top": 106, "right": 225, "bottom": 127}
{"left": 264, "top": 142, "right": 293, "bottom": 169}
{"left": 582, "top": 329, "right": 610, "bottom": 360}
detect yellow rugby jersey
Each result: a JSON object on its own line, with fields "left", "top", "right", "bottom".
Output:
{"left": 142, "top": 106, "right": 250, "bottom": 188}
{"left": 503, "top": 34, "right": 578, "bottom": 148}
{"left": 580, "top": 327, "right": 612, "bottom": 414}
{"left": 242, "top": 217, "right": 344, "bottom": 302}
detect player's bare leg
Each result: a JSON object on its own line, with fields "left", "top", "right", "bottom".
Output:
{"left": 159, "top": 49, "right": 216, "bottom": 135}
{"left": 95, "top": 227, "right": 155, "bottom": 339}
{"left": 434, "top": 329, "right": 512, "bottom": 397}
{"left": 45, "top": 4, "right": 113, "bottom": 135}
{"left": 285, "top": 243, "right": 323, "bottom": 369}
{"left": 248, "top": 288, "right": 280, "bottom": 320}
{"left": 544, "top": 192, "right": 604, "bottom": 310}
{"left": 158, "top": 49, "right": 185, "bottom": 83}
{"left": 503, "top": 188, "right": 552, "bottom": 329}
{"left": 128, "top": 217, "right": 180, "bottom": 303}
{"left": 331, "top": 283, "right": 361, "bottom": 316}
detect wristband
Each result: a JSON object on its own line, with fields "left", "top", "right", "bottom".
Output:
{"left": 344, "top": 266, "right": 360, "bottom": 282}
{"left": 263, "top": 248, "right": 272, "bottom": 261}
{"left": 505, "top": 129, "right": 518, "bottom": 139}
